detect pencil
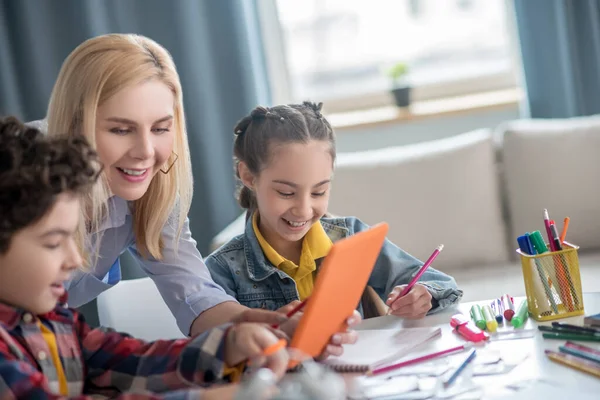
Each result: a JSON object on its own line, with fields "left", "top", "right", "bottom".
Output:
{"left": 271, "top": 299, "right": 307, "bottom": 329}
{"left": 560, "top": 217, "right": 570, "bottom": 244}
{"left": 443, "top": 348, "right": 477, "bottom": 388}
{"left": 545, "top": 350, "right": 600, "bottom": 378}
{"left": 368, "top": 344, "right": 468, "bottom": 376}
{"left": 386, "top": 244, "right": 444, "bottom": 315}
{"left": 262, "top": 338, "right": 287, "bottom": 357}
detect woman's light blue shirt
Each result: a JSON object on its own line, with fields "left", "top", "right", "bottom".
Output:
{"left": 65, "top": 196, "right": 237, "bottom": 334}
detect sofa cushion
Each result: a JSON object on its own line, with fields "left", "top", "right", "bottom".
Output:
{"left": 329, "top": 129, "right": 509, "bottom": 270}
{"left": 500, "top": 115, "right": 600, "bottom": 253}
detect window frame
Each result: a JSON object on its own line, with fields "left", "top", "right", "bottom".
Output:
{"left": 257, "top": 0, "right": 522, "bottom": 113}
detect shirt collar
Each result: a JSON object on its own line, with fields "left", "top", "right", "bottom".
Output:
{"left": 304, "top": 219, "right": 333, "bottom": 260}
{"left": 252, "top": 212, "right": 333, "bottom": 267}
{"left": 0, "top": 293, "right": 69, "bottom": 330}
{"left": 94, "top": 196, "right": 130, "bottom": 233}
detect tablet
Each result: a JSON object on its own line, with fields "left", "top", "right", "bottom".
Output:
{"left": 288, "top": 222, "right": 389, "bottom": 362}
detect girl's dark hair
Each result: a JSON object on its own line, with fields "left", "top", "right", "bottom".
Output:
{"left": 0, "top": 116, "right": 102, "bottom": 253}
{"left": 233, "top": 101, "right": 336, "bottom": 210}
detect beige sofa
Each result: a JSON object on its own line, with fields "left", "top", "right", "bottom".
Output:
{"left": 210, "top": 115, "right": 600, "bottom": 302}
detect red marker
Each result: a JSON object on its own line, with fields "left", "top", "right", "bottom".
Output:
{"left": 501, "top": 294, "right": 515, "bottom": 321}
{"left": 450, "top": 314, "right": 490, "bottom": 343}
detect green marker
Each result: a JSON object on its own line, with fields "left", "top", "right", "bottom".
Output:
{"left": 511, "top": 300, "right": 529, "bottom": 328}
{"left": 529, "top": 231, "right": 549, "bottom": 254}
{"left": 470, "top": 305, "right": 486, "bottom": 330}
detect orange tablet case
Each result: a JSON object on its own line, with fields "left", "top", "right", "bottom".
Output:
{"left": 288, "top": 222, "right": 389, "bottom": 362}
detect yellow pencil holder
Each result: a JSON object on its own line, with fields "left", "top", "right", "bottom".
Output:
{"left": 517, "top": 242, "right": 584, "bottom": 321}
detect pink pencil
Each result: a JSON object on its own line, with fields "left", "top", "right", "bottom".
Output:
{"left": 386, "top": 244, "right": 444, "bottom": 315}
{"left": 368, "top": 344, "right": 470, "bottom": 376}
{"left": 400, "top": 244, "right": 444, "bottom": 297}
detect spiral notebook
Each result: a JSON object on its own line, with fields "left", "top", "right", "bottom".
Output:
{"left": 323, "top": 327, "right": 442, "bottom": 373}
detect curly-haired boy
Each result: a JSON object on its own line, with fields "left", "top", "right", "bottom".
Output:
{"left": 0, "top": 116, "right": 288, "bottom": 399}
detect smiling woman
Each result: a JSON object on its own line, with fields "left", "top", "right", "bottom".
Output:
{"left": 43, "top": 33, "right": 288, "bottom": 337}
{"left": 95, "top": 81, "right": 175, "bottom": 201}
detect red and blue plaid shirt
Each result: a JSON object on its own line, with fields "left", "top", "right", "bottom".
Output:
{"left": 0, "top": 294, "right": 232, "bottom": 399}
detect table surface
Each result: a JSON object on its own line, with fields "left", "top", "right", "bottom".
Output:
{"left": 347, "top": 292, "right": 600, "bottom": 399}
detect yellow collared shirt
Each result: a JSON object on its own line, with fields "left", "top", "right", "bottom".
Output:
{"left": 253, "top": 214, "right": 332, "bottom": 300}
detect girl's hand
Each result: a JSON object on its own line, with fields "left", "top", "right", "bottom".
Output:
{"left": 224, "top": 323, "right": 289, "bottom": 379}
{"left": 276, "top": 304, "right": 361, "bottom": 360}
{"left": 386, "top": 284, "right": 432, "bottom": 319}
{"left": 315, "top": 310, "right": 361, "bottom": 360}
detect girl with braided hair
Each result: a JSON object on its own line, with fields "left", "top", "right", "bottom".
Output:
{"left": 205, "top": 101, "right": 462, "bottom": 340}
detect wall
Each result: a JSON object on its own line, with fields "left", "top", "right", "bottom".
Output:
{"left": 335, "top": 105, "right": 521, "bottom": 152}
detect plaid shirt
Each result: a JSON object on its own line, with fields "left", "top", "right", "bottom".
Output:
{"left": 0, "top": 295, "right": 232, "bottom": 399}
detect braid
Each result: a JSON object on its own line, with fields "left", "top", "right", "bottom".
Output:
{"left": 303, "top": 101, "right": 324, "bottom": 119}
{"left": 251, "top": 106, "right": 285, "bottom": 122}
{"left": 234, "top": 115, "right": 252, "bottom": 136}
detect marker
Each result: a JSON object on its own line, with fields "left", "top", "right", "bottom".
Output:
{"left": 501, "top": 294, "right": 515, "bottom": 321}
{"left": 482, "top": 305, "right": 498, "bottom": 332}
{"left": 511, "top": 299, "right": 529, "bottom": 328}
{"left": 470, "top": 305, "right": 486, "bottom": 330}
{"left": 544, "top": 209, "right": 557, "bottom": 251}
{"left": 552, "top": 322, "right": 600, "bottom": 334}
{"left": 490, "top": 299, "right": 503, "bottom": 323}
{"left": 450, "top": 314, "right": 490, "bottom": 343}
{"left": 542, "top": 332, "right": 600, "bottom": 342}
{"left": 550, "top": 222, "right": 563, "bottom": 251}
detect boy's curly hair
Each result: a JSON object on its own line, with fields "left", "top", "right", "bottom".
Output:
{"left": 0, "top": 116, "right": 102, "bottom": 253}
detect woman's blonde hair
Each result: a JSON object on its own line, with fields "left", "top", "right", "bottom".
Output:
{"left": 47, "top": 33, "right": 193, "bottom": 264}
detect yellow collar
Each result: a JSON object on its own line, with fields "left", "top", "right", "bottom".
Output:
{"left": 252, "top": 213, "right": 332, "bottom": 267}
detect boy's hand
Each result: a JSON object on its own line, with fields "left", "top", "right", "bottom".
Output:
{"left": 224, "top": 323, "right": 289, "bottom": 378}
{"left": 386, "top": 284, "right": 432, "bottom": 319}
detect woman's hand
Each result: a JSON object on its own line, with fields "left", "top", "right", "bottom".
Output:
{"left": 385, "top": 284, "right": 432, "bottom": 319}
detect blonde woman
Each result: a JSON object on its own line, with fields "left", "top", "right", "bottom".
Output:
{"left": 43, "top": 34, "right": 358, "bottom": 355}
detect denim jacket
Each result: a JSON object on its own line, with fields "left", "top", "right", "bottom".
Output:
{"left": 205, "top": 215, "right": 463, "bottom": 316}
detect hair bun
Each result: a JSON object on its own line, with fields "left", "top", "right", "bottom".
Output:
{"left": 303, "top": 101, "right": 324, "bottom": 119}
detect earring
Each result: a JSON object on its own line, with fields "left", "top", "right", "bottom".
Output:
{"left": 160, "top": 152, "right": 179, "bottom": 174}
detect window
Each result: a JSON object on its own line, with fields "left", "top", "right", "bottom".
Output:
{"left": 262, "top": 0, "right": 518, "bottom": 112}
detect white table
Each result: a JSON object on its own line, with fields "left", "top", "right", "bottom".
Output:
{"left": 349, "top": 292, "right": 600, "bottom": 399}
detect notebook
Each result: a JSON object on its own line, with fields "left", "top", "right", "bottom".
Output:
{"left": 322, "top": 327, "right": 442, "bottom": 373}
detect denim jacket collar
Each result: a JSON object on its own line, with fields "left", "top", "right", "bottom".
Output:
{"left": 243, "top": 214, "right": 283, "bottom": 282}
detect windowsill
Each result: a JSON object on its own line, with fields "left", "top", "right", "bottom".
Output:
{"left": 328, "top": 87, "right": 523, "bottom": 131}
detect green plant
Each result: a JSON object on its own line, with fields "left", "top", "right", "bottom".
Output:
{"left": 387, "top": 62, "right": 409, "bottom": 86}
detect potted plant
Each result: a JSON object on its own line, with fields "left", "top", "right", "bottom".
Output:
{"left": 387, "top": 62, "right": 411, "bottom": 108}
